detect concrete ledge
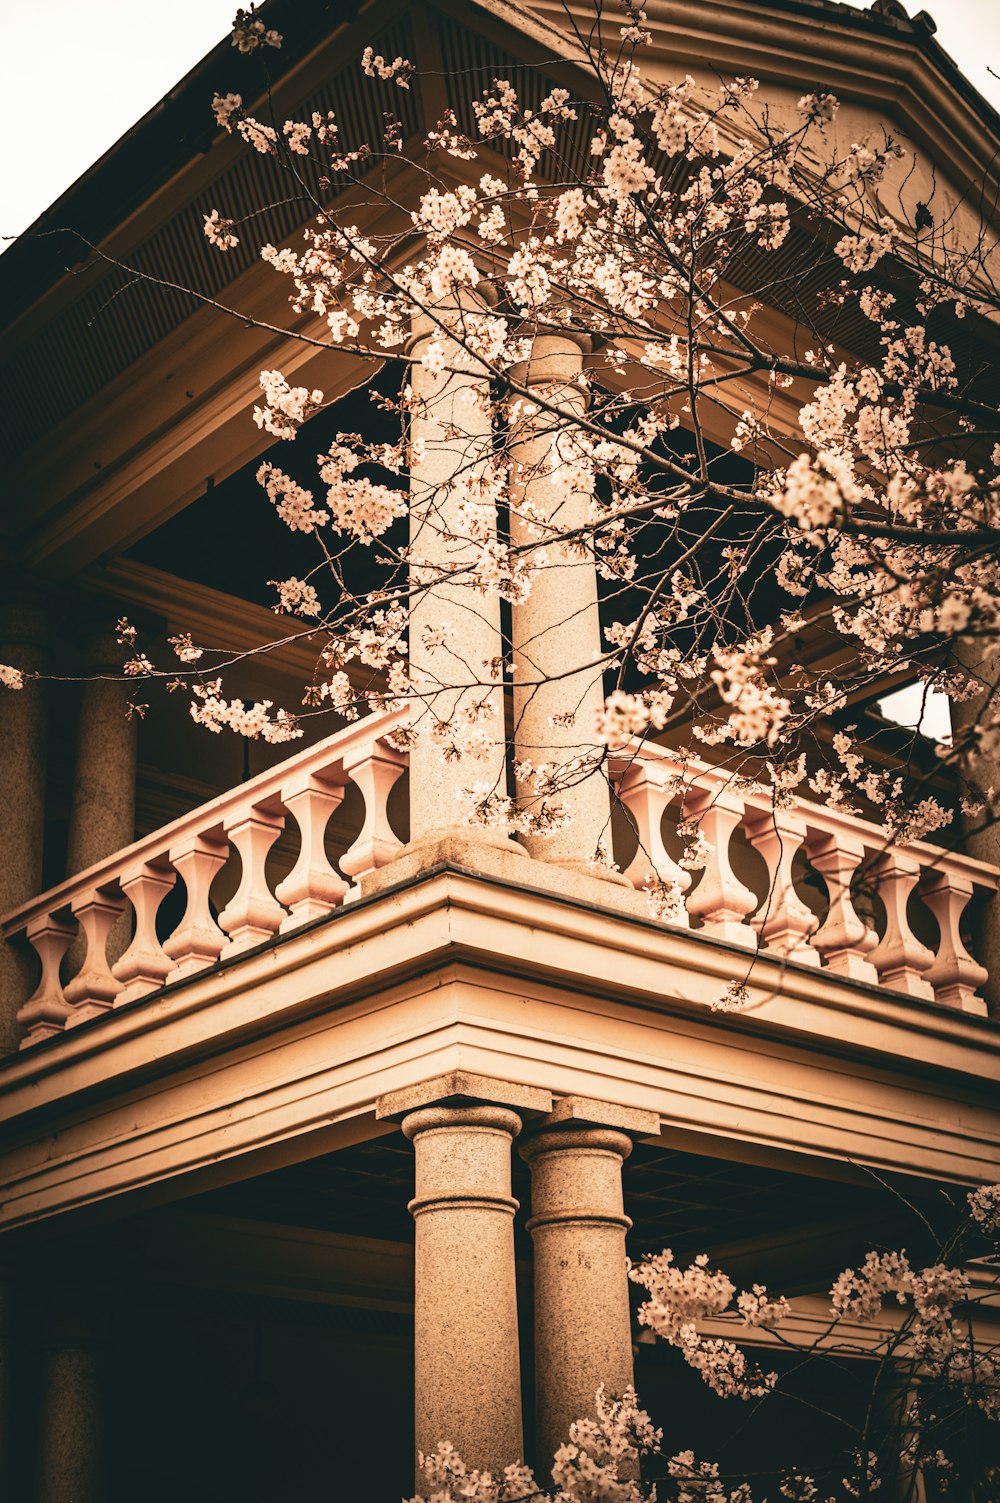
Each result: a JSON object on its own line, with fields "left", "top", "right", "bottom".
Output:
{"left": 360, "top": 836, "right": 649, "bottom": 918}
{"left": 359, "top": 834, "right": 528, "bottom": 899}
{"left": 544, "top": 1095, "right": 661, "bottom": 1137}
{"left": 376, "top": 1070, "right": 553, "bottom": 1122}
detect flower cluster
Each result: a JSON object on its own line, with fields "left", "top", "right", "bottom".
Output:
{"left": 231, "top": 8, "right": 281, "bottom": 53}
{"left": 270, "top": 576, "right": 321, "bottom": 616}
{"left": 317, "top": 441, "right": 407, "bottom": 542}
{"left": 629, "top": 1252, "right": 780, "bottom": 1399}
{"left": 189, "top": 680, "right": 302, "bottom": 742}
{"left": 361, "top": 46, "right": 413, "bottom": 87}
{"left": 257, "top": 463, "right": 329, "bottom": 533}
{"left": 253, "top": 371, "right": 323, "bottom": 440}
{"left": 203, "top": 208, "right": 239, "bottom": 251}
{"left": 968, "top": 1183, "right": 1000, "bottom": 1236}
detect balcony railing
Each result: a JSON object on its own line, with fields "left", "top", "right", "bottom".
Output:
{"left": 3, "top": 706, "right": 997, "bottom": 1048}
{"left": 614, "top": 743, "right": 997, "bottom": 1014}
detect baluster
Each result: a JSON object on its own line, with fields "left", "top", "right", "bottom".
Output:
{"left": 616, "top": 761, "right": 690, "bottom": 925}
{"left": 807, "top": 832, "right": 878, "bottom": 982}
{"left": 746, "top": 806, "right": 819, "bottom": 965}
{"left": 218, "top": 805, "right": 287, "bottom": 957}
{"left": 920, "top": 869, "right": 989, "bottom": 1015}
{"left": 112, "top": 857, "right": 177, "bottom": 1004}
{"left": 340, "top": 741, "right": 406, "bottom": 880}
{"left": 868, "top": 852, "right": 935, "bottom": 1000}
{"left": 682, "top": 788, "right": 758, "bottom": 949}
{"left": 163, "top": 831, "right": 229, "bottom": 980}
{"left": 63, "top": 886, "right": 126, "bottom": 1023}
{"left": 16, "top": 914, "right": 76, "bottom": 1046}
{"left": 275, "top": 774, "right": 349, "bottom": 931}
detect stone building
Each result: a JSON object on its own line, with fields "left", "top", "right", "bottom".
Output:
{"left": 1, "top": 0, "right": 999, "bottom": 1498}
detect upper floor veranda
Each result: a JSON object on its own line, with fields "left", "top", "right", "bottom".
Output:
{"left": 3, "top": 0, "right": 1000, "bottom": 1239}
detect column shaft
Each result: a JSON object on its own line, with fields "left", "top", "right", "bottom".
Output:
{"left": 66, "top": 629, "right": 137, "bottom": 968}
{"left": 0, "top": 592, "right": 47, "bottom": 1053}
{"left": 508, "top": 335, "right": 613, "bottom": 869}
{"left": 520, "top": 1125, "right": 635, "bottom": 1468}
{"left": 951, "top": 639, "right": 1000, "bottom": 1014}
{"left": 38, "top": 1337, "right": 100, "bottom": 1503}
{"left": 407, "top": 298, "right": 507, "bottom": 842}
{"left": 404, "top": 1103, "right": 524, "bottom": 1476}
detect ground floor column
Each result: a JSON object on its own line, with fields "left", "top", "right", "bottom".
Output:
{"left": 519, "top": 1098, "right": 657, "bottom": 1470}
{"left": 404, "top": 1102, "right": 524, "bottom": 1473}
{"left": 379, "top": 1074, "right": 551, "bottom": 1481}
{"left": 38, "top": 1303, "right": 102, "bottom": 1503}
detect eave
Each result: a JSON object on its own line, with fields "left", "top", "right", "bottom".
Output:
{"left": 1, "top": 864, "right": 999, "bottom": 1231}
{"left": 4, "top": 0, "right": 999, "bottom": 581}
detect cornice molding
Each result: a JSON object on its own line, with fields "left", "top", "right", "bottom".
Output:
{"left": 1, "top": 865, "right": 998, "bottom": 1228}
{"left": 82, "top": 557, "right": 332, "bottom": 683}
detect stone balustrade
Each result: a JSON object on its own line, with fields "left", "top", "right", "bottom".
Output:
{"left": 613, "top": 741, "right": 999, "bottom": 1016}
{"left": 4, "top": 711, "right": 998, "bottom": 1048}
{"left": 4, "top": 707, "right": 409, "bottom": 1047}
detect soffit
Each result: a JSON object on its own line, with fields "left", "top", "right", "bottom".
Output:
{"left": 6, "top": 0, "right": 999, "bottom": 578}
{"left": 189, "top": 1130, "right": 937, "bottom": 1283}
{"left": 2, "top": 1, "right": 593, "bottom": 575}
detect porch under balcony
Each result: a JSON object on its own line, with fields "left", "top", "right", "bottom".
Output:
{"left": 2, "top": 703, "right": 1000, "bottom": 1500}
{"left": 3, "top": 1084, "right": 997, "bottom": 1503}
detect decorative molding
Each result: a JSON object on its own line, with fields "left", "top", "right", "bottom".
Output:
{"left": 1, "top": 867, "right": 1000, "bottom": 1228}
{"left": 83, "top": 557, "right": 333, "bottom": 683}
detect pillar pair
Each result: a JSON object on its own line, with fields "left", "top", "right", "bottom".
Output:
{"left": 405, "top": 300, "right": 619, "bottom": 876}
{"left": 378, "top": 1077, "right": 657, "bottom": 1478}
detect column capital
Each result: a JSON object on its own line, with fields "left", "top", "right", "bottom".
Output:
{"left": 519, "top": 1123, "right": 634, "bottom": 1169}
{"left": 402, "top": 1102, "right": 523, "bottom": 1142}
{"left": 533, "top": 1094, "right": 660, "bottom": 1136}
{"left": 405, "top": 281, "right": 499, "bottom": 354}
{"left": 376, "top": 1069, "right": 552, "bottom": 1123}
{"left": 509, "top": 330, "right": 592, "bottom": 392}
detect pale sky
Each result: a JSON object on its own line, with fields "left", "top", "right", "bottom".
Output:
{"left": 2, "top": 0, "right": 999, "bottom": 249}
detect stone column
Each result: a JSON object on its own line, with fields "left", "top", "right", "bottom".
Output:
{"left": 38, "top": 1306, "right": 101, "bottom": 1503}
{"left": 378, "top": 1072, "right": 552, "bottom": 1480}
{"left": 0, "top": 588, "right": 48, "bottom": 1054}
{"left": 66, "top": 626, "right": 138, "bottom": 967}
{"left": 406, "top": 293, "right": 510, "bottom": 853}
{"left": 875, "top": 1369, "right": 927, "bottom": 1503}
{"left": 404, "top": 1103, "right": 524, "bottom": 1473}
{"left": 508, "top": 335, "right": 622, "bottom": 876}
{"left": 951, "top": 639, "right": 1000, "bottom": 1014}
{"left": 519, "top": 1098, "right": 658, "bottom": 1469}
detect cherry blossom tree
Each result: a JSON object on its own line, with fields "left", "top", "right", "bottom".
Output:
{"left": 404, "top": 1185, "right": 1000, "bottom": 1501}
{"left": 3, "top": 3, "right": 1000, "bottom": 1494}
{"left": 5, "top": 1, "right": 1000, "bottom": 893}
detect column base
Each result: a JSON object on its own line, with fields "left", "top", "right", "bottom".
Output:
{"left": 360, "top": 830, "right": 650, "bottom": 919}
{"left": 358, "top": 828, "right": 528, "bottom": 897}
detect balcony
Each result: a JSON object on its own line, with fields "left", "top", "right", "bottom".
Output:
{"left": 4, "top": 702, "right": 997, "bottom": 1046}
